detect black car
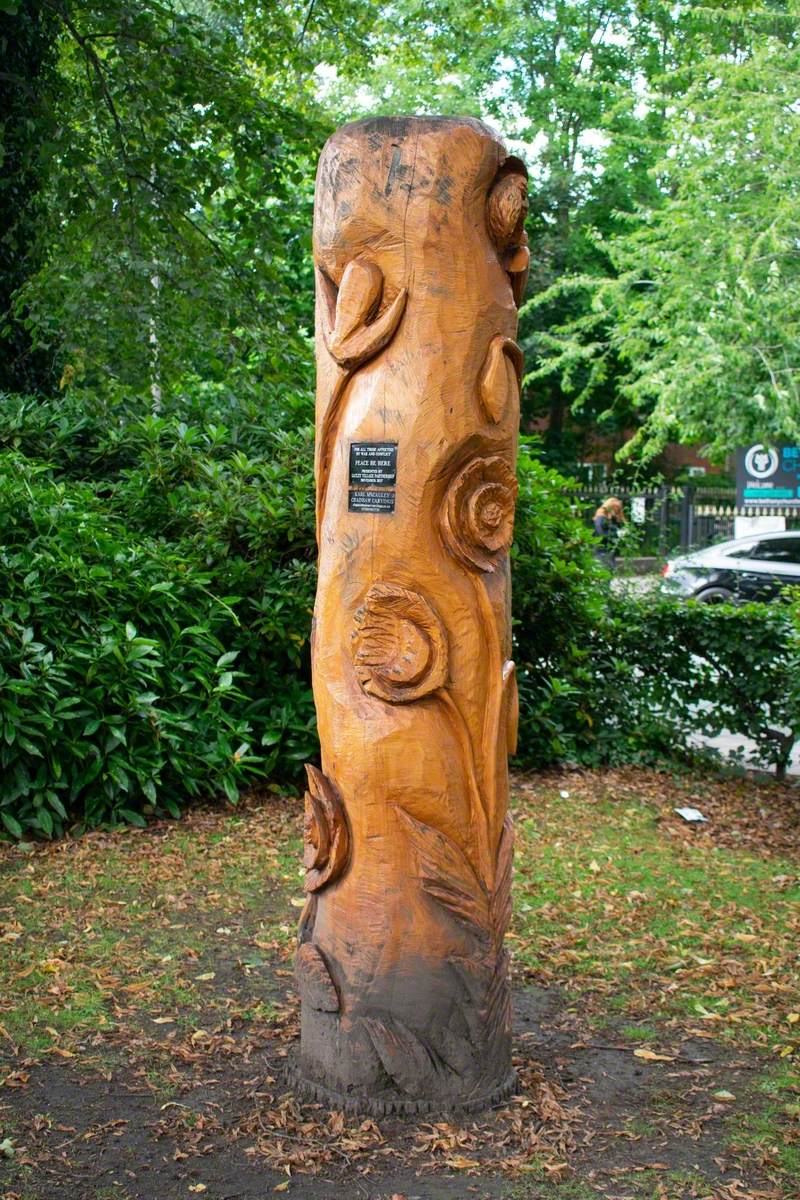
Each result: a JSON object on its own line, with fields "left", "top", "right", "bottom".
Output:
{"left": 661, "top": 530, "right": 800, "bottom": 602}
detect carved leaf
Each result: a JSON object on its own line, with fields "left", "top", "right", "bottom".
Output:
{"left": 446, "top": 815, "right": 513, "bottom": 1061}
{"left": 484, "top": 947, "right": 512, "bottom": 1051}
{"left": 303, "top": 765, "right": 350, "bottom": 893}
{"left": 508, "top": 237, "right": 530, "bottom": 307}
{"left": 363, "top": 1015, "right": 451, "bottom": 1096}
{"left": 502, "top": 660, "right": 519, "bottom": 756}
{"left": 491, "top": 814, "right": 514, "bottom": 952}
{"left": 398, "top": 810, "right": 489, "bottom": 939}
{"left": 314, "top": 259, "right": 408, "bottom": 535}
{"left": 436, "top": 1024, "right": 482, "bottom": 1082}
{"left": 447, "top": 954, "right": 493, "bottom": 1044}
{"left": 330, "top": 259, "right": 383, "bottom": 343}
{"left": 296, "top": 942, "right": 340, "bottom": 1012}
{"left": 484, "top": 814, "right": 515, "bottom": 1053}
{"left": 478, "top": 336, "right": 523, "bottom": 424}
{"left": 506, "top": 244, "right": 530, "bottom": 273}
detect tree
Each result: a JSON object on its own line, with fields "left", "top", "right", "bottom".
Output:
{"left": 0, "top": 0, "right": 59, "bottom": 391}
{"left": 325, "top": 1, "right": 679, "bottom": 468}
{"left": 523, "top": 3, "right": 800, "bottom": 460}
{"left": 4, "top": 0, "right": 375, "bottom": 403}
{"left": 330, "top": 1, "right": 798, "bottom": 467}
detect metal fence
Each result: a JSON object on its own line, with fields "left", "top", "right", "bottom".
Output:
{"left": 562, "top": 484, "right": 800, "bottom": 557}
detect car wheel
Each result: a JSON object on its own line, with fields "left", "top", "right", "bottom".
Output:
{"left": 693, "top": 586, "right": 736, "bottom": 604}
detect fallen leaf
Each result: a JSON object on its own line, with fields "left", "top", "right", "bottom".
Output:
{"left": 633, "top": 1048, "right": 675, "bottom": 1062}
{"left": 194, "top": 972, "right": 216, "bottom": 982}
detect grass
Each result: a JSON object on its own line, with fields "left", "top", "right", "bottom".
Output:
{"left": 728, "top": 1060, "right": 800, "bottom": 1180}
{"left": 0, "top": 765, "right": 798, "bottom": 1197}
{"left": 0, "top": 804, "right": 299, "bottom": 1055}
{"left": 511, "top": 774, "right": 800, "bottom": 1052}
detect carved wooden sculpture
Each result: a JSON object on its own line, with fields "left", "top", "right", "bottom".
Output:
{"left": 296, "top": 116, "right": 528, "bottom": 1114}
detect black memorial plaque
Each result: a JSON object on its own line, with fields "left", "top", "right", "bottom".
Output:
{"left": 349, "top": 442, "right": 398, "bottom": 487}
{"left": 349, "top": 489, "right": 396, "bottom": 514}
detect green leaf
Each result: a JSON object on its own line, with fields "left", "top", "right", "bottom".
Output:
{"left": 118, "top": 808, "right": 147, "bottom": 828}
{"left": 1, "top": 812, "right": 23, "bottom": 839}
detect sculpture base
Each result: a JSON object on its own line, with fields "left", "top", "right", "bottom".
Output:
{"left": 289, "top": 1060, "right": 518, "bottom": 1117}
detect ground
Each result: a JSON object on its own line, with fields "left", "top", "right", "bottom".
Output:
{"left": 1, "top": 768, "right": 798, "bottom": 1200}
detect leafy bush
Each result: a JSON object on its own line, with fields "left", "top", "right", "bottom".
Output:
{"left": 598, "top": 594, "right": 800, "bottom": 779}
{"left": 1, "top": 396, "right": 796, "bottom": 840}
{"left": 516, "top": 572, "right": 800, "bottom": 777}
{"left": 512, "top": 446, "right": 800, "bottom": 776}
{"left": 0, "top": 386, "right": 319, "bottom": 839}
{"left": 0, "top": 454, "right": 256, "bottom": 837}
{"left": 512, "top": 440, "right": 608, "bottom": 765}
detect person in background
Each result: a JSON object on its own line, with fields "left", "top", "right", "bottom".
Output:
{"left": 593, "top": 497, "right": 626, "bottom": 569}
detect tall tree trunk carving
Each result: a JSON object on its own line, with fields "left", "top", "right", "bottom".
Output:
{"left": 296, "top": 116, "right": 529, "bottom": 1114}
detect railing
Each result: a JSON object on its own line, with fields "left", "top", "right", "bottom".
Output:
{"left": 562, "top": 484, "right": 800, "bottom": 556}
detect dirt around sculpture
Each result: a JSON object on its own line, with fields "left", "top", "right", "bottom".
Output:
{"left": 295, "top": 115, "right": 529, "bottom": 1115}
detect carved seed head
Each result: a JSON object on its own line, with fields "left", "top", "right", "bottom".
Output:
{"left": 441, "top": 456, "right": 518, "bottom": 572}
{"left": 487, "top": 172, "right": 528, "bottom": 251}
{"left": 352, "top": 583, "right": 448, "bottom": 704}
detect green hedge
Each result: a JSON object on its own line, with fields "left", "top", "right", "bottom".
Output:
{"left": 0, "top": 392, "right": 797, "bottom": 839}
{"left": 596, "top": 594, "right": 800, "bottom": 779}
{"left": 0, "top": 390, "right": 319, "bottom": 838}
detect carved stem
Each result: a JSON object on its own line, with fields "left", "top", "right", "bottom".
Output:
{"left": 472, "top": 573, "right": 503, "bottom": 861}
{"left": 436, "top": 689, "right": 492, "bottom": 887}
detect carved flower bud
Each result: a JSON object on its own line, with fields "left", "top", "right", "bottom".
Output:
{"left": 352, "top": 583, "right": 448, "bottom": 704}
{"left": 318, "top": 259, "right": 408, "bottom": 372}
{"left": 479, "top": 336, "right": 523, "bottom": 424}
{"left": 487, "top": 173, "right": 528, "bottom": 251}
{"left": 441, "top": 456, "right": 518, "bottom": 573}
{"left": 303, "top": 765, "right": 349, "bottom": 893}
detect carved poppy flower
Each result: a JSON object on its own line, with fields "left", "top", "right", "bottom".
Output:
{"left": 352, "top": 583, "right": 448, "bottom": 704}
{"left": 441, "top": 456, "right": 518, "bottom": 572}
{"left": 303, "top": 765, "right": 349, "bottom": 893}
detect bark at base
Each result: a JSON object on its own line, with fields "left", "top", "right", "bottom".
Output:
{"left": 290, "top": 1054, "right": 518, "bottom": 1117}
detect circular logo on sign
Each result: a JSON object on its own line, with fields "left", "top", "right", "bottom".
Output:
{"left": 744, "top": 444, "right": 779, "bottom": 479}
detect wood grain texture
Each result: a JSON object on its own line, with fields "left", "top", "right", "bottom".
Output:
{"left": 295, "top": 115, "right": 528, "bottom": 1113}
